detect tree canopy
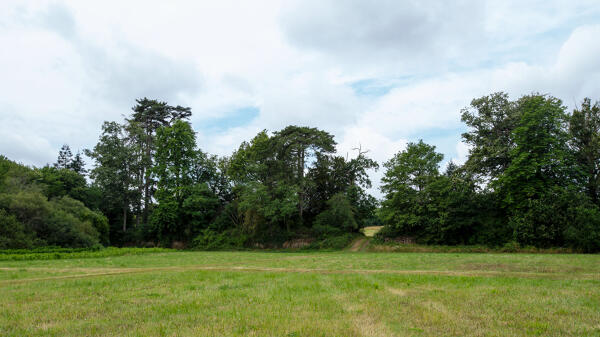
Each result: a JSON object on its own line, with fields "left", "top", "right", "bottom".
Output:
{"left": 2, "top": 92, "right": 600, "bottom": 252}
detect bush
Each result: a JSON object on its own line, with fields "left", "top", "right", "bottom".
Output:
{"left": 0, "top": 209, "right": 34, "bottom": 249}
{"left": 308, "top": 233, "right": 355, "bottom": 250}
{"left": 191, "top": 229, "right": 247, "bottom": 250}
{"left": 3, "top": 191, "right": 103, "bottom": 248}
{"left": 563, "top": 205, "right": 600, "bottom": 253}
{"left": 0, "top": 247, "right": 171, "bottom": 261}
{"left": 313, "top": 193, "right": 357, "bottom": 236}
{"left": 500, "top": 241, "right": 520, "bottom": 253}
{"left": 52, "top": 196, "right": 109, "bottom": 245}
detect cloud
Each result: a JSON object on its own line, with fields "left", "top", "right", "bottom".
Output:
{"left": 0, "top": 2, "right": 203, "bottom": 164}
{"left": 281, "top": 0, "right": 486, "bottom": 73}
{"left": 1, "top": 1, "right": 600, "bottom": 199}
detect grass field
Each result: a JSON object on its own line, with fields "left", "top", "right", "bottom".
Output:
{"left": 1, "top": 250, "right": 599, "bottom": 336}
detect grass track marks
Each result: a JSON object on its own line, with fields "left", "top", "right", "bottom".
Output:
{"left": 2, "top": 265, "right": 598, "bottom": 286}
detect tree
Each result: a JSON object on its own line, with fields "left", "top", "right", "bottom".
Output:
{"left": 461, "top": 92, "right": 520, "bottom": 180}
{"left": 226, "top": 130, "right": 273, "bottom": 185}
{"left": 0, "top": 166, "right": 106, "bottom": 249}
{"left": 54, "top": 144, "right": 73, "bottom": 169}
{"left": 419, "top": 166, "right": 482, "bottom": 244}
{"left": 126, "top": 98, "right": 192, "bottom": 224}
{"left": 151, "top": 119, "right": 220, "bottom": 243}
{"left": 237, "top": 181, "right": 298, "bottom": 241}
{"left": 37, "top": 166, "right": 88, "bottom": 203}
{"left": 86, "top": 121, "right": 137, "bottom": 237}
{"left": 0, "top": 209, "right": 33, "bottom": 249}
{"left": 68, "top": 151, "right": 87, "bottom": 175}
{"left": 272, "top": 126, "right": 336, "bottom": 221}
{"left": 494, "top": 94, "right": 574, "bottom": 246}
{"left": 379, "top": 140, "right": 443, "bottom": 239}
{"left": 495, "top": 94, "right": 571, "bottom": 209}
{"left": 313, "top": 193, "right": 357, "bottom": 236}
{"left": 569, "top": 98, "right": 600, "bottom": 204}
{"left": 306, "top": 150, "right": 378, "bottom": 227}
{"left": 381, "top": 140, "right": 443, "bottom": 195}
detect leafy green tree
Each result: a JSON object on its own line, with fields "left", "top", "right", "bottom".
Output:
{"left": 306, "top": 152, "right": 378, "bottom": 228}
{"left": 152, "top": 119, "right": 197, "bottom": 242}
{"left": 496, "top": 94, "right": 571, "bottom": 209}
{"left": 0, "top": 209, "right": 34, "bottom": 249}
{"left": 227, "top": 130, "right": 273, "bottom": 185}
{"left": 419, "top": 166, "right": 482, "bottom": 244}
{"left": 379, "top": 140, "right": 443, "bottom": 238}
{"left": 52, "top": 196, "right": 109, "bottom": 246}
{"left": 346, "top": 185, "right": 379, "bottom": 228}
{"left": 86, "top": 121, "right": 138, "bottom": 237}
{"left": 313, "top": 193, "right": 357, "bottom": 236}
{"left": 461, "top": 92, "right": 521, "bottom": 179}
{"left": 492, "top": 95, "right": 577, "bottom": 247}
{"left": 191, "top": 151, "right": 232, "bottom": 203}
{"left": 569, "top": 98, "right": 600, "bottom": 204}
{"left": 37, "top": 166, "right": 88, "bottom": 203}
{"left": 181, "top": 183, "right": 220, "bottom": 235}
{"left": 151, "top": 119, "right": 222, "bottom": 244}
{"left": 272, "top": 126, "right": 336, "bottom": 221}
{"left": 153, "top": 120, "right": 196, "bottom": 200}
{"left": 3, "top": 190, "right": 102, "bottom": 248}
{"left": 126, "top": 98, "right": 192, "bottom": 224}
{"left": 381, "top": 140, "right": 443, "bottom": 194}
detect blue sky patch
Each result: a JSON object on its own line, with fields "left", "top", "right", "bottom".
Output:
{"left": 197, "top": 106, "right": 259, "bottom": 131}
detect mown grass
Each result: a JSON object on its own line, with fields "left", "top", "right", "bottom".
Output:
{"left": 1, "top": 250, "right": 599, "bottom": 336}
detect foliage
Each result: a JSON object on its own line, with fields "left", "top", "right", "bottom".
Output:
{"left": 569, "top": 98, "right": 600, "bottom": 204}
{"left": 308, "top": 233, "right": 356, "bottom": 249}
{"left": 461, "top": 92, "right": 520, "bottom": 178}
{"left": 0, "top": 156, "right": 107, "bottom": 248}
{"left": 0, "top": 209, "right": 34, "bottom": 249}
{"left": 151, "top": 120, "right": 222, "bottom": 244}
{"left": 313, "top": 193, "right": 357, "bottom": 236}
{"left": 379, "top": 140, "right": 443, "bottom": 239}
{"left": 6, "top": 93, "right": 600, "bottom": 252}
{"left": 0, "top": 246, "right": 170, "bottom": 261}
{"left": 379, "top": 93, "right": 600, "bottom": 252}
{"left": 191, "top": 228, "right": 247, "bottom": 250}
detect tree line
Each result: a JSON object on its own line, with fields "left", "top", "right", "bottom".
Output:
{"left": 379, "top": 93, "right": 600, "bottom": 252}
{"left": 1, "top": 93, "right": 599, "bottom": 252}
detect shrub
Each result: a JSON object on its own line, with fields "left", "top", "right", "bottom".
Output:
{"left": 313, "top": 193, "right": 357, "bottom": 236}
{"left": 191, "top": 228, "right": 247, "bottom": 250}
{"left": 308, "top": 233, "right": 355, "bottom": 250}
{"left": 0, "top": 209, "right": 34, "bottom": 249}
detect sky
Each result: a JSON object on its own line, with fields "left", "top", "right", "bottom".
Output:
{"left": 1, "top": 1, "right": 600, "bottom": 197}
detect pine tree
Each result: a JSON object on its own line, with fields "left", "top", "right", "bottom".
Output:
{"left": 54, "top": 144, "right": 73, "bottom": 169}
{"left": 69, "top": 152, "right": 87, "bottom": 175}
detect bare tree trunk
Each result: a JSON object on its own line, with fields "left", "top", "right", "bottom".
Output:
{"left": 122, "top": 206, "right": 127, "bottom": 232}
{"left": 143, "top": 126, "right": 152, "bottom": 224}
{"left": 298, "top": 149, "right": 305, "bottom": 221}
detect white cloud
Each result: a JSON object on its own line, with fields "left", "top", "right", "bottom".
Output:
{"left": 1, "top": 1, "right": 600, "bottom": 199}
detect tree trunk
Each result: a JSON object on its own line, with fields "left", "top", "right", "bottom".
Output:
{"left": 298, "top": 149, "right": 305, "bottom": 221}
{"left": 122, "top": 206, "right": 127, "bottom": 232}
{"left": 143, "top": 126, "right": 152, "bottom": 224}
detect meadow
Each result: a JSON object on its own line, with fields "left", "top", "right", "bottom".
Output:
{"left": 1, "top": 249, "right": 599, "bottom": 336}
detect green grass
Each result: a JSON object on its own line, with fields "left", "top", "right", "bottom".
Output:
{"left": 1, "top": 250, "right": 599, "bottom": 336}
{"left": 0, "top": 247, "right": 171, "bottom": 261}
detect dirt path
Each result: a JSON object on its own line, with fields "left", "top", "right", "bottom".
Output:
{"left": 348, "top": 237, "right": 370, "bottom": 252}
